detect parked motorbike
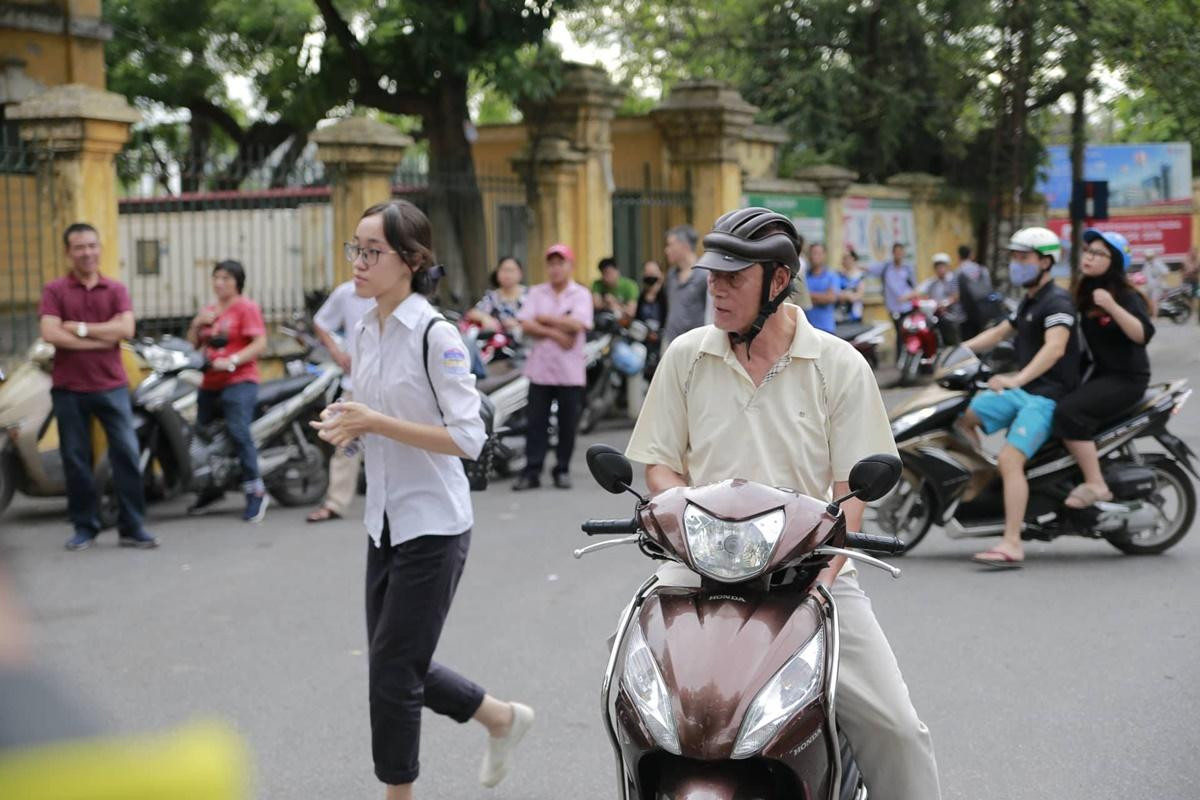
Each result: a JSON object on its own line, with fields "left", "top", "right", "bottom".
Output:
{"left": 130, "top": 338, "right": 342, "bottom": 509}
{"left": 869, "top": 345, "right": 1197, "bottom": 555}
{"left": 0, "top": 340, "right": 119, "bottom": 526}
{"left": 895, "top": 298, "right": 942, "bottom": 387}
{"left": 580, "top": 312, "right": 649, "bottom": 434}
{"left": 833, "top": 320, "right": 889, "bottom": 369}
{"left": 577, "top": 444, "right": 905, "bottom": 800}
{"left": 1157, "top": 286, "right": 1193, "bottom": 325}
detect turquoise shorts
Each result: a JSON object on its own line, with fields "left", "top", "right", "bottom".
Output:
{"left": 968, "top": 388, "right": 1057, "bottom": 459}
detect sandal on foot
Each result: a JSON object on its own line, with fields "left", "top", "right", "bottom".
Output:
{"left": 972, "top": 547, "right": 1024, "bottom": 569}
{"left": 1064, "top": 484, "right": 1113, "bottom": 510}
{"left": 306, "top": 506, "right": 341, "bottom": 523}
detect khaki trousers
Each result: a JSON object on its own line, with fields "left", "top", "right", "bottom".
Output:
{"left": 652, "top": 564, "right": 941, "bottom": 800}
{"left": 322, "top": 390, "right": 363, "bottom": 515}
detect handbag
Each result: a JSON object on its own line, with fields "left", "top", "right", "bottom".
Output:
{"left": 421, "top": 316, "right": 496, "bottom": 491}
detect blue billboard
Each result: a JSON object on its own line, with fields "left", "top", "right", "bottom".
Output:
{"left": 1037, "top": 142, "right": 1192, "bottom": 210}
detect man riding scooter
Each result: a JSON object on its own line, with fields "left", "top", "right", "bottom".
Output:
{"left": 626, "top": 207, "right": 941, "bottom": 799}
{"left": 955, "top": 227, "right": 1082, "bottom": 568}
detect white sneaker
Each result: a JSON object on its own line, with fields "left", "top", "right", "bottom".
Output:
{"left": 479, "top": 702, "right": 535, "bottom": 788}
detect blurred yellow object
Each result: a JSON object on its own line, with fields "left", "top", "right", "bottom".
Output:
{"left": 0, "top": 721, "right": 248, "bottom": 800}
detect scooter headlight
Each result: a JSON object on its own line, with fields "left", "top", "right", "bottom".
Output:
{"left": 683, "top": 505, "right": 785, "bottom": 581}
{"left": 621, "top": 623, "right": 681, "bottom": 755}
{"left": 732, "top": 628, "right": 825, "bottom": 759}
{"left": 902, "top": 315, "right": 927, "bottom": 333}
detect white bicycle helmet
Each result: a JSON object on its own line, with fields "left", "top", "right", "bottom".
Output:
{"left": 1008, "top": 227, "right": 1062, "bottom": 264}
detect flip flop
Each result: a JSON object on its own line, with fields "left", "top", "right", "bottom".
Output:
{"left": 1064, "top": 484, "right": 1113, "bottom": 510}
{"left": 306, "top": 507, "right": 342, "bottom": 523}
{"left": 971, "top": 547, "right": 1023, "bottom": 569}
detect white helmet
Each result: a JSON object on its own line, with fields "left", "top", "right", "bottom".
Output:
{"left": 1008, "top": 227, "right": 1062, "bottom": 264}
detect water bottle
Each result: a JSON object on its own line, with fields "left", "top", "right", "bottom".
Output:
{"left": 327, "top": 408, "right": 362, "bottom": 457}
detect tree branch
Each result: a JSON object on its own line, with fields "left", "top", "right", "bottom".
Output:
{"left": 188, "top": 98, "right": 245, "bottom": 143}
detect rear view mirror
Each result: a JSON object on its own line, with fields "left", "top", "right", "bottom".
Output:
{"left": 848, "top": 454, "right": 902, "bottom": 503}
{"left": 586, "top": 444, "right": 634, "bottom": 495}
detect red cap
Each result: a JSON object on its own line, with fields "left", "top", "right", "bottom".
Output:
{"left": 545, "top": 243, "right": 575, "bottom": 262}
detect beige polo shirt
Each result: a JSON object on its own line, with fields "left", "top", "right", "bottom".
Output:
{"left": 626, "top": 304, "right": 897, "bottom": 501}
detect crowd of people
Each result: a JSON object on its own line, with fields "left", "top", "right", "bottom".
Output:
{"left": 19, "top": 196, "right": 1181, "bottom": 800}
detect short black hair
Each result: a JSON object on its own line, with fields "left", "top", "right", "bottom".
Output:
{"left": 489, "top": 255, "right": 523, "bottom": 288}
{"left": 214, "top": 259, "right": 246, "bottom": 294}
{"left": 599, "top": 257, "right": 618, "bottom": 271}
{"left": 666, "top": 225, "right": 698, "bottom": 250}
{"left": 63, "top": 222, "right": 98, "bottom": 248}
{"left": 958, "top": 244, "right": 972, "bottom": 260}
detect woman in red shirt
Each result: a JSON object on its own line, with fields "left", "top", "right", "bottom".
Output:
{"left": 186, "top": 260, "right": 270, "bottom": 522}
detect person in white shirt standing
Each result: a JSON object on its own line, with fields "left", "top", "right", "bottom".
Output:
{"left": 312, "top": 200, "right": 533, "bottom": 798}
{"left": 307, "top": 280, "right": 376, "bottom": 523}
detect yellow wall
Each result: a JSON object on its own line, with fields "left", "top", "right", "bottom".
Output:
{"left": 1, "top": 1, "right": 106, "bottom": 91}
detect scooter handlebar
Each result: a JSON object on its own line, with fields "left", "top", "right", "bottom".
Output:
{"left": 581, "top": 518, "right": 639, "bottom": 536}
{"left": 844, "top": 531, "right": 906, "bottom": 554}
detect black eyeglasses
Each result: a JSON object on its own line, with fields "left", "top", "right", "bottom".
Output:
{"left": 344, "top": 243, "right": 398, "bottom": 267}
{"left": 1082, "top": 247, "right": 1112, "bottom": 260}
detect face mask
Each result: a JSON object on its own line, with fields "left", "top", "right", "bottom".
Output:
{"left": 1009, "top": 259, "right": 1042, "bottom": 287}
{"left": 643, "top": 276, "right": 659, "bottom": 286}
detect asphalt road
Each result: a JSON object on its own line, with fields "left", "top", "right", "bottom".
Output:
{"left": 3, "top": 330, "right": 1200, "bottom": 799}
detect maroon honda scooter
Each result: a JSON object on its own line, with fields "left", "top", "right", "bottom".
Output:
{"left": 577, "top": 445, "right": 906, "bottom": 800}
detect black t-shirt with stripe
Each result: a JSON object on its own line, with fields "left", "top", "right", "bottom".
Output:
{"left": 1009, "top": 281, "right": 1081, "bottom": 400}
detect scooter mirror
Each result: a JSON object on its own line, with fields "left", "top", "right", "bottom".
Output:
{"left": 586, "top": 444, "right": 634, "bottom": 495}
{"left": 848, "top": 454, "right": 902, "bottom": 502}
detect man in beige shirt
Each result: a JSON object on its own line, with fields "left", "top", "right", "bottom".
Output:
{"left": 626, "top": 207, "right": 941, "bottom": 800}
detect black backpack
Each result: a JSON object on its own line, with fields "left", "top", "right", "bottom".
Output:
{"left": 421, "top": 316, "right": 496, "bottom": 491}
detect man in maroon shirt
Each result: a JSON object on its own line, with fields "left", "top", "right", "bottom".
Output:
{"left": 38, "top": 223, "right": 158, "bottom": 551}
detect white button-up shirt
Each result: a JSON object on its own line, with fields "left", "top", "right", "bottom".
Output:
{"left": 353, "top": 293, "right": 486, "bottom": 547}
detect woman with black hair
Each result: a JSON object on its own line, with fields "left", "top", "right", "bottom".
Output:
{"left": 466, "top": 255, "right": 526, "bottom": 335}
{"left": 1054, "top": 229, "right": 1155, "bottom": 509}
{"left": 311, "top": 200, "right": 532, "bottom": 799}
{"left": 186, "top": 259, "right": 270, "bottom": 522}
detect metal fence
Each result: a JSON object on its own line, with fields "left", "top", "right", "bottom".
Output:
{"left": 116, "top": 149, "right": 333, "bottom": 340}
{"left": 613, "top": 168, "right": 692, "bottom": 278}
{"left": 0, "top": 132, "right": 49, "bottom": 357}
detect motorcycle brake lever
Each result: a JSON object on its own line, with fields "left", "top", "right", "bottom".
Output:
{"left": 573, "top": 535, "right": 641, "bottom": 559}
{"left": 812, "top": 546, "right": 902, "bottom": 578}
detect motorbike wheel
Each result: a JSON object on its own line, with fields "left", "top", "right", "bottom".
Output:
{"left": 1105, "top": 459, "right": 1196, "bottom": 554}
{"left": 863, "top": 473, "right": 936, "bottom": 554}
{"left": 1173, "top": 304, "right": 1192, "bottom": 325}
{"left": 268, "top": 416, "right": 331, "bottom": 507}
{"left": 0, "top": 450, "right": 16, "bottom": 515}
{"left": 899, "top": 351, "right": 920, "bottom": 387}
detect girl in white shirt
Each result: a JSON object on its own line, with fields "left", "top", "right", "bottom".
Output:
{"left": 312, "top": 200, "right": 532, "bottom": 799}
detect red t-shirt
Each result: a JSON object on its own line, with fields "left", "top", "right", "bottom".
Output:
{"left": 38, "top": 273, "right": 132, "bottom": 392}
{"left": 198, "top": 297, "right": 266, "bottom": 391}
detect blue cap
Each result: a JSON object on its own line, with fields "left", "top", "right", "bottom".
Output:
{"left": 1082, "top": 229, "right": 1131, "bottom": 271}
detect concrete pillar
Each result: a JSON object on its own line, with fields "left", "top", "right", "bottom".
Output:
{"left": 9, "top": 83, "right": 139, "bottom": 285}
{"left": 651, "top": 81, "right": 758, "bottom": 235}
{"left": 515, "top": 63, "right": 622, "bottom": 284}
{"left": 795, "top": 164, "right": 858, "bottom": 262}
{"left": 312, "top": 117, "right": 412, "bottom": 284}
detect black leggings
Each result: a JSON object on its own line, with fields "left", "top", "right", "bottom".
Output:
{"left": 365, "top": 518, "right": 485, "bottom": 785}
{"left": 1052, "top": 374, "right": 1148, "bottom": 441}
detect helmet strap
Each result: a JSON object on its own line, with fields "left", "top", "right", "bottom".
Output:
{"left": 728, "top": 264, "right": 788, "bottom": 353}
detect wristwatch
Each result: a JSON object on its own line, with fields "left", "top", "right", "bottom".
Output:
{"left": 75, "top": 322, "right": 88, "bottom": 338}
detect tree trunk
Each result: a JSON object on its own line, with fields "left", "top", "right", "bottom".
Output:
{"left": 425, "top": 74, "right": 488, "bottom": 308}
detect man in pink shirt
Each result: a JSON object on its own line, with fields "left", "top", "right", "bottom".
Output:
{"left": 513, "top": 244, "right": 594, "bottom": 490}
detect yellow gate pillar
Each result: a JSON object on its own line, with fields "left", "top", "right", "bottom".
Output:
{"left": 795, "top": 165, "right": 859, "bottom": 263}
{"left": 9, "top": 84, "right": 139, "bottom": 284}
{"left": 515, "top": 64, "right": 622, "bottom": 285}
{"left": 651, "top": 81, "right": 758, "bottom": 235}
{"left": 313, "top": 117, "right": 412, "bottom": 284}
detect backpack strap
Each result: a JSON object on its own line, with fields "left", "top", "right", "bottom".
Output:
{"left": 421, "top": 315, "right": 451, "bottom": 421}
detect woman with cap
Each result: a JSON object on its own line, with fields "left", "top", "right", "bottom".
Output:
{"left": 1054, "top": 229, "right": 1155, "bottom": 509}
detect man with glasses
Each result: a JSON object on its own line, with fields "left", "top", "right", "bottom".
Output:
{"left": 955, "top": 227, "right": 1081, "bottom": 568}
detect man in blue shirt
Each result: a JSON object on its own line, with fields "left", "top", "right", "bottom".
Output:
{"left": 869, "top": 242, "right": 917, "bottom": 361}
{"left": 803, "top": 242, "right": 839, "bottom": 333}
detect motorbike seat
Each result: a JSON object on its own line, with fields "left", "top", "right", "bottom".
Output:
{"left": 835, "top": 321, "right": 871, "bottom": 341}
{"left": 1098, "top": 388, "right": 1161, "bottom": 429}
{"left": 255, "top": 374, "right": 317, "bottom": 411}
{"left": 476, "top": 369, "right": 523, "bottom": 395}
